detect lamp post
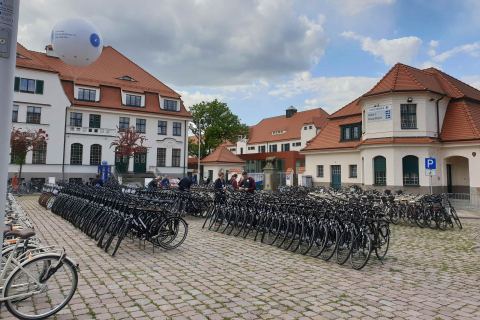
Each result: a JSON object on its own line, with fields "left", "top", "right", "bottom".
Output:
{"left": 0, "top": 0, "right": 20, "bottom": 255}
{"left": 197, "top": 119, "right": 203, "bottom": 184}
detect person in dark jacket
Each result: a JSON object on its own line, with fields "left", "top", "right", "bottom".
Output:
{"left": 147, "top": 176, "right": 160, "bottom": 191}
{"left": 229, "top": 174, "right": 239, "bottom": 190}
{"left": 178, "top": 176, "right": 192, "bottom": 191}
{"left": 214, "top": 172, "right": 226, "bottom": 203}
{"left": 239, "top": 171, "right": 255, "bottom": 193}
{"left": 160, "top": 176, "right": 170, "bottom": 189}
{"left": 93, "top": 174, "right": 104, "bottom": 187}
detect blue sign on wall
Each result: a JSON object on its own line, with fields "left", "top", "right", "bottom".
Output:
{"left": 425, "top": 157, "right": 436, "bottom": 170}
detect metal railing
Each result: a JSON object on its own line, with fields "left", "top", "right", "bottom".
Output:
{"left": 67, "top": 126, "right": 117, "bottom": 136}
{"left": 447, "top": 192, "right": 480, "bottom": 209}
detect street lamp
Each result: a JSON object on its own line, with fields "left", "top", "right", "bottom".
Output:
{"left": 197, "top": 119, "right": 203, "bottom": 185}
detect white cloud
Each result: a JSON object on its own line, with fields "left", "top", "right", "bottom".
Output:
{"left": 178, "top": 91, "right": 225, "bottom": 109}
{"left": 342, "top": 31, "right": 422, "bottom": 65}
{"left": 18, "top": 0, "right": 328, "bottom": 86}
{"left": 461, "top": 76, "right": 480, "bottom": 91}
{"left": 428, "top": 40, "right": 439, "bottom": 57}
{"left": 269, "top": 72, "right": 378, "bottom": 113}
{"left": 332, "top": 0, "right": 395, "bottom": 15}
{"left": 431, "top": 42, "right": 480, "bottom": 63}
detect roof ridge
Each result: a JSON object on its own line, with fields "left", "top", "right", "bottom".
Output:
{"left": 363, "top": 63, "right": 400, "bottom": 97}
{"left": 463, "top": 101, "right": 480, "bottom": 137}
{"left": 401, "top": 64, "right": 428, "bottom": 90}
{"left": 430, "top": 69, "right": 464, "bottom": 98}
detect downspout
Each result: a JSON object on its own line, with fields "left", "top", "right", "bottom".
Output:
{"left": 183, "top": 119, "right": 187, "bottom": 177}
{"left": 435, "top": 95, "right": 445, "bottom": 138}
{"left": 61, "top": 106, "right": 68, "bottom": 182}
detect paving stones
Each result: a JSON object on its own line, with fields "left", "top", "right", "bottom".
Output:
{"left": 0, "top": 196, "right": 479, "bottom": 319}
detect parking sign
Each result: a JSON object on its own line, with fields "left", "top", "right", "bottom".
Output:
{"left": 425, "top": 157, "right": 436, "bottom": 170}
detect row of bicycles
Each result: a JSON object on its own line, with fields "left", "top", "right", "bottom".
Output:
{"left": 2, "top": 193, "right": 78, "bottom": 319}
{"left": 39, "top": 184, "right": 188, "bottom": 256}
{"left": 202, "top": 190, "right": 391, "bottom": 270}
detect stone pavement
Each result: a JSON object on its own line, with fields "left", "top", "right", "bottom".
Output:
{"left": 1, "top": 196, "right": 479, "bottom": 320}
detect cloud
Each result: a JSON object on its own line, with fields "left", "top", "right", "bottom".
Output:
{"left": 431, "top": 42, "right": 480, "bottom": 63}
{"left": 332, "top": 0, "right": 395, "bottom": 15}
{"left": 177, "top": 91, "right": 225, "bottom": 109}
{"left": 18, "top": 0, "right": 327, "bottom": 87}
{"left": 460, "top": 76, "right": 480, "bottom": 91}
{"left": 342, "top": 31, "right": 422, "bottom": 65}
{"left": 269, "top": 72, "right": 378, "bottom": 113}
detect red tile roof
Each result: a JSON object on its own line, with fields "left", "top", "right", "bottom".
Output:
{"left": 329, "top": 98, "right": 361, "bottom": 119}
{"left": 248, "top": 108, "right": 329, "bottom": 144}
{"left": 201, "top": 147, "right": 245, "bottom": 164}
{"left": 17, "top": 43, "right": 191, "bottom": 118}
{"left": 360, "top": 137, "right": 439, "bottom": 145}
{"left": 440, "top": 100, "right": 480, "bottom": 142}
{"left": 424, "top": 67, "right": 480, "bottom": 101}
{"left": 364, "top": 63, "right": 445, "bottom": 97}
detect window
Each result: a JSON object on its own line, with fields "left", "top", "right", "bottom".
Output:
{"left": 89, "top": 114, "right": 101, "bottom": 128}
{"left": 230, "top": 148, "right": 236, "bottom": 152}
{"left": 401, "top": 104, "right": 417, "bottom": 129}
{"left": 119, "top": 117, "right": 130, "bottom": 131}
{"left": 281, "top": 143, "right": 290, "bottom": 152}
{"left": 136, "top": 118, "right": 146, "bottom": 133}
{"left": 32, "top": 141, "right": 47, "bottom": 164}
{"left": 158, "top": 120, "right": 167, "bottom": 135}
{"left": 309, "top": 125, "right": 313, "bottom": 129}
{"left": 90, "top": 144, "right": 102, "bottom": 165}
{"left": 12, "top": 105, "right": 18, "bottom": 122}
{"left": 156, "top": 148, "right": 166, "bottom": 167}
{"left": 292, "top": 142, "right": 301, "bottom": 147}
{"left": 14, "top": 77, "right": 43, "bottom": 94}
{"left": 70, "top": 112, "right": 83, "bottom": 127}
{"left": 258, "top": 145, "right": 266, "bottom": 153}
{"left": 77, "top": 88, "right": 96, "bottom": 101}
{"left": 125, "top": 94, "right": 142, "bottom": 107}
{"left": 403, "top": 155, "right": 419, "bottom": 186}
{"left": 172, "top": 148, "right": 181, "bottom": 167}
{"left": 316, "top": 165, "right": 324, "bottom": 178}
{"left": 164, "top": 99, "right": 178, "bottom": 111}
{"left": 373, "top": 156, "right": 386, "bottom": 186}
{"left": 269, "top": 144, "right": 277, "bottom": 152}
{"left": 70, "top": 143, "right": 83, "bottom": 165}
{"left": 173, "top": 122, "right": 182, "bottom": 136}
{"left": 10, "top": 148, "right": 19, "bottom": 164}
{"left": 26, "top": 106, "right": 41, "bottom": 124}
{"left": 303, "top": 126, "right": 307, "bottom": 130}
{"left": 340, "top": 123, "right": 361, "bottom": 141}
{"left": 349, "top": 165, "right": 357, "bottom": 178}
{"left": 247, "top": 146, "right": 255, "bottom": 151}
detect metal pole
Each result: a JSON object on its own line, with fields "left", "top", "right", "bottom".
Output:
{"left": 430, "top": 175, "right": 433, "bottom": 195}
{"left": 197, "top": 120, "right": 201, "bottom": 184}
{"left": 0, "top": 0, "right": 20, "bottom": 269}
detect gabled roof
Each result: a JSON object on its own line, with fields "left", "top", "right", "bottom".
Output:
{"left": 424, "top": 67, "right": 480, "bottom": 101}
{"left": 329, "top": 98, "right": 361, "bottom": 119}
{"left": 16, "top": 44, "right": 56, "bottom": 73}
{"left": 248, "top": 108, "right": 329, "bottom": 144}
{"left": 364, "top": 63, "right": 445, "bottom": 97}
{"left": 201, "top": 146, "right": 245, "bottom": 164}
{"left": 441, "top": 100, "right": 480, "bottom": 142}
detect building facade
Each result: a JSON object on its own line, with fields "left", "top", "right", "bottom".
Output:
{"left": 303, "top": 63, "right": 480, "bottom": 197}
{"left": 9, "top": 44, "right": 191, "bottom": 184}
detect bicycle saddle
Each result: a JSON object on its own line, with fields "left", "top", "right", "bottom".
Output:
{"left": 3, "top": 226, "right": 36, "bottom": 239}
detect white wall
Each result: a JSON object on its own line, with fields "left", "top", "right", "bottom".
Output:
{"left": 304, "top": 151, "right": 361, "bottom": 185}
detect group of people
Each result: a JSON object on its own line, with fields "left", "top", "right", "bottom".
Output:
{"left": 147, "top": 176, "right": 171, "bottom": 191}
{"left": 214, "top": 171, "right": 256, "bottom": 193}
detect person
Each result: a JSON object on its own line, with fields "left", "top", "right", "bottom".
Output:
{"left": 11, "top": 174, "right": 19, "bottom": 194}
{"left": 92, "top": 174, "right": 104, "bottom": 187}
{"left": 229, "top": 173, "right": 239, "bottom": 190}
{"left": 239, "top": 171, "right": 255, "bottom": 193}
{"left": 214, "top": 172, "right": 226, "bottom": 202}
{"left": 205, "top": 177, "right": 211, "bottom": 185}
{"left": 147, "top": 176, "right": 160, "bottom": 191}
{"left": 178, "top": 176, "right": 192, "bottom": 191}
{"left": 160, "top": 176, "right": 170, "bottom": 189}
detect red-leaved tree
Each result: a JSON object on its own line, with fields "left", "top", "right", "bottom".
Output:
{"left": 10, "top": 128, "right": 49, "bottom": 180}
{"left": 110, "top": 126, "right": 147, "bottom": 172}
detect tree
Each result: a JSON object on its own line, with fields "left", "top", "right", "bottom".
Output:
{"left": 10, "top": 128, "right": 48, "bottom": 180}
{"left": 110, "top": 126, "right": 147, "bottom": 172}
{"left": 189, "top": 99, "right": 248, "bottom": 157}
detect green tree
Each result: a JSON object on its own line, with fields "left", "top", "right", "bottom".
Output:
{"left": 189, "top": 99, "right": 248, "bottom": 157}
{"left": 10, "top": 128, "right": 48, "bottom": 181}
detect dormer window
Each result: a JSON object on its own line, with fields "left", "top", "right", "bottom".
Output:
{"left": 340, "top": 123, "right": 361, "bottom": 141}
{"left": 126, "top": 94, "right": 142, "bottom": 107}
{"left": 272, "top": 130, "right": 285, "bottom": 135}
{"left": 117, "top": 75, "right": 136, "bottom": 82}
{"left": 77, "top": 88, "right": 96, "bottom": 102}
{"left": 164, "top": 99, "right": 178, "bottom": 111}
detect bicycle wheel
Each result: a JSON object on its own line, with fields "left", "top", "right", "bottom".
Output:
{"left": 155, "top": 217, "right": 188, "bottom": 250}
{"left": 262, "top": 216, "right": 281, "bottom": 245}
{"left": 336, "top": 228, "right": 353, "bottom": 265}
{"left": 319, "top": 225, "right": 338, "bottom": 261}
{"left": 450, "top": 207, "right": 462, "bottom": 229}
{"left": 4, "top": 254, "right": 78, "bottom": 320}
{"left": 350, "top": 230, "right": 372, "bottom": 270}
{"left": 374, "top": 222, "right": 390, "bottom": 261}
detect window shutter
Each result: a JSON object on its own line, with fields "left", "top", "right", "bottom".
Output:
{"left": 14, "top": 77, "right": 19, "bottom": 92}
{"left": 35, "top": 80, "right": 44, "bottom": 94}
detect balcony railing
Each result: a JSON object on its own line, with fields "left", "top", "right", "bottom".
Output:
{"left": 67, "top": 126, "right": 117, "bottom": 136}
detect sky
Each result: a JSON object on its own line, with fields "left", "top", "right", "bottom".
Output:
{"left": 17, "top": 0, "right": 480, "bottom": 125}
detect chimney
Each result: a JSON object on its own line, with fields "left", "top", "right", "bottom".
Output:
{"left": 286, "top": 106, "right": 297, "bottom": 118}
{"left": 45, "top": 44, "right": 58, "bottom": 57}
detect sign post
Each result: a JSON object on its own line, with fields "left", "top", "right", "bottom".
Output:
{"left": 0, "top": 0, "right": 19, "bottom": 263}
{"left": 425, "top": 157, "right": 436, "bottom": 194}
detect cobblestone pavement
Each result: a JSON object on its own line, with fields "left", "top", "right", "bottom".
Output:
{"left": 1, "top": 196, "right": 479, "bottom": 320}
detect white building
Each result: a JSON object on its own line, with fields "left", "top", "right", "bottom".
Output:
{"left": 303, "top": 63, "right": 480, "bottom": 198}
{"left": 9, "top": 44, "right": 191, "bottom": 185}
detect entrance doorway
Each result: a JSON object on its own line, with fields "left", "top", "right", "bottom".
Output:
{"left": 446, "top": 164, "right": 452, "bottom": 193}
{"left": 115, "top": 151, "right": 128, "bottom": 173}
{"left": 331, "top": 165, "right": 341, "bottom": 189}
{"left": 373, "top": 156, "right": 386, "bottom": 186}
{"left": 134, "top": 152, "right": 147, "bottom": 173}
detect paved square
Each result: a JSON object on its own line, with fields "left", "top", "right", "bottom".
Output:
{"left": 1, "top": 196, "right": 479, "bottom": 319}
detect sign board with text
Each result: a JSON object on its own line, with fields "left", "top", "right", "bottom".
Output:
{"left": 367, "top": 105, "right": 392, "bottom": 122}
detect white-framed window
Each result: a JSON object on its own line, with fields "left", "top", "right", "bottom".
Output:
{"left": 136, "top": 118, "right": 146, "bottom": 133}
{"left": 26, "top": 106, "right": 41, "bottom": 124}
{"left": 316, "top": 165, "right": 324, "bottom": 178}
{"left": 119, "top": 117, "right": 130, "bottom": 131}
{"left": 158, "top": 120, "right": 167, "bottom": 135}
{"left": 173, "top": 122, "right": 182, "bottom": 136}
{"left": 247, "top": 146, "right": 255, "bottom": 151}
{"left": 292, "top": 142, "right": 301, "bottom": 147}
{"left": 349, "top": 165, "right": 357, "bottom": 178}
{"left": 164, "top": 99, "right": 178, "bottom": 111}
{"left": 125, "top": 94, "right": 142, "bottom": 107}
{"left": 77, "top": 88, "right": 97, "bottom": 101}
{"left": 172, "top": 148, "right": 181, "bottom": 167}
{"left": 70, "top": 112, "right": 83, "bottom": 127}
{"left": 12, "top": 105, "right": 18, "bottom": 122}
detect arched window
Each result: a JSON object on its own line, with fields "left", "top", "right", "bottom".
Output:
{"left": 90, "top": 144, "right": 102, "bottom": 165}
{"left": 32, "top": 141, "right": 47, "bottom": 164}
{"left": 70, "top": 143, "right": 83, "bottom": 165}
{"left": 403, "top": 155, "right": 419, "bottom": 186}
{"left": 373, "top": 156, "right": 386, "bottom": 186}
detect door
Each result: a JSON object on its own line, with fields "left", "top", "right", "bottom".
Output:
{"left": 115, "top": 151, "right": 129, "bottom": 173}
{"left": 134, "top": 152, "right": 147, "bottom": 173}
{"left": 447, "top": 164, "right": 452, "bottom": 193}
{"left": 373, "top": 156, "right": 386, "bottom": 186}
{"left": 331, "top": 165, "right": 341, "bottom": 189}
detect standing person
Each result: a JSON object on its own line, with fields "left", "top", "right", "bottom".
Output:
{"left": 178, "top": 176, "right": 192, "bottom": 191}
{"left": 93, "top": 174, "right": 104, "bottom": 187}
{"left": 147, "top": 176, "right": 160, "bottom": 191}
{"left": 160, "top": 176, "right": 170, "bottom": 189}
{"left": 229, "top": 173, "right": 239, "bottom": 190}
{"left": 11, "top": 174, "right": 19, "bottom": 194}
{"left": 214, "top": 172, "right": 226, "bottom": 202}
{"left": 239, "top": 171, "right": 255, "bottom": 193}
{"left": 205, "top": 177, "right": 211, "bottom": 185}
